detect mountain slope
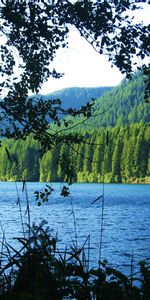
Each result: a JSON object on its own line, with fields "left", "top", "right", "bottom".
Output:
{"left": 83, "top": 73, "right": 150, "bottom": 128}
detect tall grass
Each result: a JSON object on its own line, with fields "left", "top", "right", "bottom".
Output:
{"left": 0, "top": 219, "right": 149, "bottom": 300}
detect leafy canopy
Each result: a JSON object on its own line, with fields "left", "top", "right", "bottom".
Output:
{"left": 0, "top": 0, "right": 149, "bottom": 149}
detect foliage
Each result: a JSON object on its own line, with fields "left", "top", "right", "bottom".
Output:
{"left": 0, "top": 0, "right": 149, "bottom": 150}
{"left": 34, "top": 184, "right": 54, "bottom": 206}
{"left": 0, "top": 221, "right": 149, "bottom": 300}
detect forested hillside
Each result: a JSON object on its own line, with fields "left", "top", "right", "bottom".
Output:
{"left": 79, "top": 73, "right": 149, "bottom": 128}
{"left": 0, "top": 73, "right": 149, "bottom": 183}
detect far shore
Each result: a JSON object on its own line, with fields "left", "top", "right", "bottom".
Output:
{"left": 0, "top": 177, "right": 149, "bottom": 184}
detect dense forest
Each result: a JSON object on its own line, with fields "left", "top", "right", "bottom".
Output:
{"left": 0, "top": 122, "right": 149, "bottom": 183}
{"left": 74, "top": 72, "right": 149, "bottom": 128}
{"left": 0, "top": 73, "right": 149, "bottom": 183}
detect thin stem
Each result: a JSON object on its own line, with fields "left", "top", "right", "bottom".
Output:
{"left": 70, "top": 196, "right": 78, "bottom": 250}
{"left": 130, "top": 251, "right": 134, "bottom": 287}
{"left": 99, "top": 175, "right": 105, "bottom": 265}
{"left": 24, "top": 180, "right": 31, "bottom": 238}
{"left": 15, "top": 182, "right": 25, "bottom": 239}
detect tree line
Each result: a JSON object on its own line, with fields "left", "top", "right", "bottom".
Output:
{"left": 0, "top": 122, "right": 149, "bottom": 183}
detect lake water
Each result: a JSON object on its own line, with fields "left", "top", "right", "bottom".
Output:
{"left": 0, "top": 182, "right": 149, "bottom": 276}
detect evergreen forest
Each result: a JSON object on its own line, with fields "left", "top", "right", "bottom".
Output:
{"left": 0, "top": 73, "right": 149, "bottom": 184}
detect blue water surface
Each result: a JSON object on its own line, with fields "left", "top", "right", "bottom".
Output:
{"left": 0, "top": 182, "right": 149, "bottom": 275}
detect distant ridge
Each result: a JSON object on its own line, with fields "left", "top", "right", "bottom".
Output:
{"left": 39, "top": 86, "right": 113, "bottom": 109}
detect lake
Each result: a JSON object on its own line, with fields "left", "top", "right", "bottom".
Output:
{"left": 0, "top": 182, "right": 149, "bottom": 276}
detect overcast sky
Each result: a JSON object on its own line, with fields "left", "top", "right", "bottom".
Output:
{"left": 40, "top": 3, "right": 150, "bottom": 94}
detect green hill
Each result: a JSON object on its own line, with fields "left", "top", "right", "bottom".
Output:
{"left": 0, "top": 73, "right": 149, "bottom": 183}
{"left": 80, "top": 73, "right": 149, "bottom": 129}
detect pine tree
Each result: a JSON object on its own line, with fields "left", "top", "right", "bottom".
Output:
{"left": 111, "top": 132, "right": 123, "bottom": 183}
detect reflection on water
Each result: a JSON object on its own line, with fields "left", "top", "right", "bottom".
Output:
{"left": 0, "top": 182, "right": 150, "bottom": 275}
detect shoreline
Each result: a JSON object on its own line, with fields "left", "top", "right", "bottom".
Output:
{"left": 0, "top": 178, "right": 149, "bottom": 184}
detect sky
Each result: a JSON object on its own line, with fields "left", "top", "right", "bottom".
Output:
{"left": 40, "top": 3, "right": 150, "bottom": 95}
{"left": 40, "top": 28, "right": 125, "bottom": 94}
